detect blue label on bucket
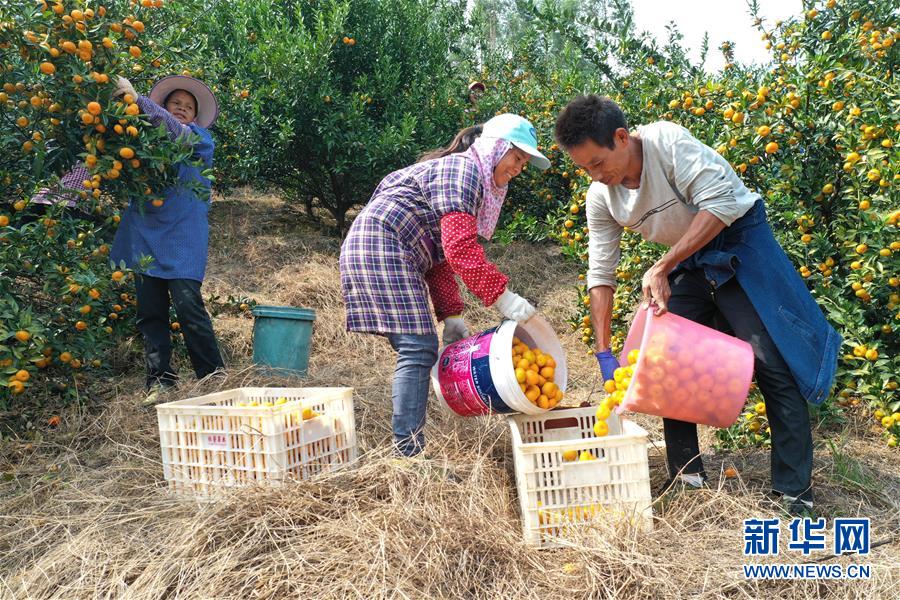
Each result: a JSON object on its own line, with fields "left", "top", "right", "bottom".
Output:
{"left": 470, "top": 351, "right": 514, "bottom": 413}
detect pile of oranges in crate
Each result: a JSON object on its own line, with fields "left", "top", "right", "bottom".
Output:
{"left": 235, "top": 397, "right": 320, "bottom": 420}
{"left": 511, "top": 336, "right": 564, "bottom": 410}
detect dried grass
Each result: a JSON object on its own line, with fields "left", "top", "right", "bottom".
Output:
{"left": 1, "top": 188, "right": 898, "bottom": 599}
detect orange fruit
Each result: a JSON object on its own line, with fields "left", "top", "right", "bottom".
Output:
{"left": 119, "top": 147, "right": 135, "bottom": 159}
{"left": 14, "top": 369, "right": 30, "bottom": 382}
{"left": 75, "top": 321, "right": 87, "bottom": 331}
{"left": 40, "top": 62, "right": 56, "bottom": 75}
{"left": 14, "top": 330, "right": 31, "bottom": 342}
{"left": 87, "top": 101, "right": 101, "bottom": 115}
{"left": 626, "top": 348, "right": 640, "bottom": 365}
{"left": 79, "top": 305, "right": 92, "bottom": 315}
{"left": 593, "top": 420, "right": 609, "bottom": 437}
{"left": 129, "top": 46, "right": 142, "bottom": 58}
{"left": 724, "top": 467, "right": 738, "bottom": 478}
{"left": 595, "top": 403, "right": 611, "bottom": 420}
{"left": 8, "top": 380, "right": 25, "bottom": 394}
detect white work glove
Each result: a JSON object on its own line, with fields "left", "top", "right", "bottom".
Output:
{"left": 493, "top": 290, "right": 536, "bottom": 323}
{"left": 442, "top": 316, "right": 470, "bottom": 346}
{"left": 113, "top": 76, "right": 137, "bottom": 99}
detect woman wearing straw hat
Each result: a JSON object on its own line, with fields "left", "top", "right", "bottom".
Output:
{"left": 110, "top": 75, "right": 225, "bottom": 404}
{"left": 340, "top": 113, "right": 550, "bottom": 457}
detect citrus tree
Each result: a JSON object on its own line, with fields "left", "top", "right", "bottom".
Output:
{"left": 235, "top": 0, "right": 471, "bottom": 231}
{"left": 0, "top": 0, "right": 204, "bottom": 410}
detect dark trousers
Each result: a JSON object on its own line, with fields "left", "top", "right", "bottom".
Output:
{"left": 664, "top": 268, "right": 814, "bottom": 501}
{"left": 135, "top": 275, "right": 224, "bottom": 388}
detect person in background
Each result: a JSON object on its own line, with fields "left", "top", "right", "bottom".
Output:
{"left": 554, "top": 95, "right": 840, "bottom": 516}
{"left": 467, "top": 81, "right": 486, "bottom": 110}
{"left": 340, "top": 114, "right": 550, "bottom": 457}
{"left": 109, "top": 75, "right": 225, "bottom": 404}
{"left": 24, "top": 167, "right": 106, "bottom": 231}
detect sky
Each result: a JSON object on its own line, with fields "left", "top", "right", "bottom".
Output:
{"left": 629, "top": 0, "right": 804, "bottom": 71}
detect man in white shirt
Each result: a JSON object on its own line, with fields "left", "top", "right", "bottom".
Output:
{"left": 554, "top": 95, "right": 840, "bottom": 515}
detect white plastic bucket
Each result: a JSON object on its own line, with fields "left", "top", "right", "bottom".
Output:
{"left": 431, "top": 315, "right": 568, "bottom": 416}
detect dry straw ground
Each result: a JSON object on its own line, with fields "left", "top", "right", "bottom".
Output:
{"left": 1, "top": 189, "right": 898, "bottom": 599}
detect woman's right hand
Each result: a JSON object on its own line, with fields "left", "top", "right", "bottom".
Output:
{"left": 493, "top": 289, "right": 536, "bottom": 323}
{"left": 113, "top": 76, "right": 137, "bottom": 99}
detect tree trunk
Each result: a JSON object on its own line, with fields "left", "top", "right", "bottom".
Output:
{"left": 334, "top": 203, "right": 347, "bottom": 236}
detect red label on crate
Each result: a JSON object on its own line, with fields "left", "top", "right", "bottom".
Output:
{"left": 203, "top": 433, "right": 227, "bottom": 449}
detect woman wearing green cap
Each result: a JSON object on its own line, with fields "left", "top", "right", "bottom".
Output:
{"left": 340, "top": 114, "right": 551, "bottom": 457}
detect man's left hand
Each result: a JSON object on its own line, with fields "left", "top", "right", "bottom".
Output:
{"left": 641, "top": 262, "right": 671, "bottom": 315}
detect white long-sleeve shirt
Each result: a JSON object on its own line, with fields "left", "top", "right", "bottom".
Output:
{"left": 586, "top": 121, "right": 760, "bottom": 290}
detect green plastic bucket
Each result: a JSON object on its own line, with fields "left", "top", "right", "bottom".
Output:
{"left": 251, "top": 305, "right": 316, "bottom": 377}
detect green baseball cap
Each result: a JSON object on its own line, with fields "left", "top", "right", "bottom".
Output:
{"left": 482, "top": 113, "right": 550, "bottom": 170}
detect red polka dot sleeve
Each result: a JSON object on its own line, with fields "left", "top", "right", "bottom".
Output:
{"left": 424, "top": 260, "right": 464, "bottom": 322}
{"left": 439, "top": 212, "right": 509, "bottom": 306}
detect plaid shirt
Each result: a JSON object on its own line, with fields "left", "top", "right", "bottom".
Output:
{"left": 31, "top": 165, "right": 90, "bottom": 207}
{"left": 340, "top": 154, "right": 483, "bottom": 335}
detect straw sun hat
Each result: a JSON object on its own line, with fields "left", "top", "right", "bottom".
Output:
{"left": 148, "top": 75, "right": 219, "bottom": 128}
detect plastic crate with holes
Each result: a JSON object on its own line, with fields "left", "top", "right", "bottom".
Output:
{"left": 508, "top": 406, "right": 653, "bottom": 547}
{"left": 156, "top": 387, "right": 357, "bottom": 498}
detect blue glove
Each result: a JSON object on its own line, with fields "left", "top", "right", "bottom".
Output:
{"left": 594, "top": 350, "right": 620, "bottom": 382}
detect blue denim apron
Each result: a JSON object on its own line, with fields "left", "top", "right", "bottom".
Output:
{"left": 676, "top": 200, "right": 841, "bottom": 405}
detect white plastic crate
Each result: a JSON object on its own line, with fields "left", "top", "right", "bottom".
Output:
{"left": 509, "top": 406, "right": 653, "bottom": 547}
{"left": 156, "top": 387, "right": 357, "bottom": 498}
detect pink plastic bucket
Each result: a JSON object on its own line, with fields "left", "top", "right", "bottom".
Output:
{"left": 431, "top": 315, "right": 567, "bottom": 417}
{"left": 616, "top": 306, "right": 754, "bottom": 428}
